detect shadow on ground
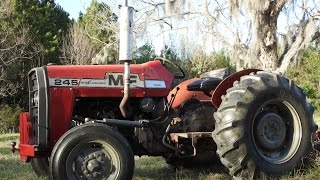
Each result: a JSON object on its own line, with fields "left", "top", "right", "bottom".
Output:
{"left": 133, "top": 157, "right": 231, "bottom": 180}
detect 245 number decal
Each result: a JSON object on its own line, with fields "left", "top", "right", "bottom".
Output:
{"left": 49, "top": 78, "right": 79, "bottom": 87}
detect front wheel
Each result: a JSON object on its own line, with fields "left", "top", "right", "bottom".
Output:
{"left": 212, "top": 71, "right": 317, "bottom": 178}
{"left": 31, "top": 157, "right": 49, "bottom": 176}
{"left": 50, "top": 123, "right": 134, "bottom": 180}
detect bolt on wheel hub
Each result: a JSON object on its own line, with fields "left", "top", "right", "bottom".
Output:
{"left": 252, "top": 99, "right": 303, "bottom": 164}
{"left": 81, "top": 151, "right": 112, "bottom": 178}
{"left": 255, "top": 112, "right": 286, "bottom": 151}
{"left": 87, "top": 159, "right": 100, "bottom": 172}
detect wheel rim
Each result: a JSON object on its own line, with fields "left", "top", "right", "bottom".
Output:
{"left": 252, "top": 99, "right": 302, "bottom": 164}
{"left": 66, "top": 140, "right": 121, "bottom": 180}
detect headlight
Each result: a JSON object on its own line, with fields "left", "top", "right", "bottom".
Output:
{"left": 32, "top": 92, "right": 39, "bottom": 106}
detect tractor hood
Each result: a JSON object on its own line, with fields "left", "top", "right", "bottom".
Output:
{"left": 45, "top": 60, "right": 174, "bottom": 91}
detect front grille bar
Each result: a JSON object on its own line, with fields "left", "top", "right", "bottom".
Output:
{"left": 28, "top": 67, "right": 50, "bottom": 148}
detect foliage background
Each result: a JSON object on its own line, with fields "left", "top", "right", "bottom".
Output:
{"left": 286, "top": 47, "right": 320, "bottom": 114}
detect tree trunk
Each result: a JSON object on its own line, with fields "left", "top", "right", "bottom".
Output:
{"left": 249, "top": 10, "right": 278, "bottom": 71}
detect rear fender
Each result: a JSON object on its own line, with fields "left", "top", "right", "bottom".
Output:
{"left": 211, "top": 69, "right": 261, "bottom": 108}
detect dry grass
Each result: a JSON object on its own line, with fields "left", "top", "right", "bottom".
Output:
{"left": 1, "top": 132, "right": 320, "bottom": 180}
{"left": 133, "top": 156, "right": 230, "bottom": 180}
{"left": 0, "top": 134, "right": 230, "bottom": 180}
{"left": 0, "top": 134, "right": 46, "bottom": 180}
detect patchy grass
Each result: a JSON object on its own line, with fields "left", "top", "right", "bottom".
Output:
{"left": 0, "top": 134, "right": 46, "bottom": 180}
{"left": 133, "top": 156, "right": 229, "bottom": 180}
{"left": 0, "top": 134, "right": 230, "bottom": 180}
{"left": 1, "top": 133, "right": 320, "bottom": 180}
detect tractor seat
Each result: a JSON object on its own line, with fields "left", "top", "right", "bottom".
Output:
{"left": 187, "top": 68, "right": 230, "bottom": 92}
{"left": 187, "top": 77, "right": 222, "bottom": 92}
{"left": 200, "top": 67, "right": 230, "bottom": 79}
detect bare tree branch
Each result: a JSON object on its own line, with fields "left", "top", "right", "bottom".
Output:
{"left": 60, "top": 24, "right": 99, "bottom": 65}
{"left": 277, "top": 14, "right": 320, "bottom": 73}
{"left": 274, "top": 0, "right": 288, "bottom": 16}
{"left": 0, "top": 22, "right": 44, "bottom": 97}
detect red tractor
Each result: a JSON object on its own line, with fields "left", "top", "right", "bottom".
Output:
{"left": 13, "top": 2, "right": 317, "bottom": 179}
{"left": 13, "top": 58, "right": 317, "bottom": 179}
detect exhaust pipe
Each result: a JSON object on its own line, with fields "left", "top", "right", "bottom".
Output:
{"left": 119, "top": 62, "right": 130, "bottom": 117}
{"left": 119, "top": 1, "right": 134, "bottom": 118}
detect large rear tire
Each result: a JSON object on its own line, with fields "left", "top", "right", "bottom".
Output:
{"left": 212, "top": 71, "right": 317, "bottom": 178}
{"left": 31, "top": 157, "right": 49, "bottom": 176}
{"left": 49, "top": 123, "right": 134, "bottom": 180}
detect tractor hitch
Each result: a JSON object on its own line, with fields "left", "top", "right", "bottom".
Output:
{"left": 10, "top": 141, "right": 19, "bottom": 153}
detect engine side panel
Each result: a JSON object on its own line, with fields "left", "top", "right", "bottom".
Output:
{"left": 49, "top": 88, "right": 76, "bottom": 148}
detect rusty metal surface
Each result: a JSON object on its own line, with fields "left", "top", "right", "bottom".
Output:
{"left": 170, "top": 132, "right": 212, "bottom": 141}
{"left": 314, "top": 130, "right": 320, "bottom": 151}
{"left": 169, "top": 132, "right": 212, "bottom": 157}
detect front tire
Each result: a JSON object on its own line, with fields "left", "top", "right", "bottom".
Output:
{"left": 212, "top": 71, "right": 317, "bottom": 178}
{"left": 31, "top": 157, "right": 49, "bottom": 176}
{"left": 49, "top": 123, "right": 134, "bottom": 180}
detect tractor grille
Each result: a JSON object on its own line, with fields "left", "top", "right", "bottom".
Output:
{"left": 28, "top": 68, "right": 49, "bottom": 149}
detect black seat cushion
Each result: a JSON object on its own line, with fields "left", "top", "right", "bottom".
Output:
{"left": 187, "top": 79, "right": 203, "bottom": 91}
{"left": 201, "top": 77, "right": 221, "bottom": 91}
{"left": 187, "top": 77, "right": 221, "bottom": 92}
{"left": 200, "top": 68, "right": 230, "bottom": 79}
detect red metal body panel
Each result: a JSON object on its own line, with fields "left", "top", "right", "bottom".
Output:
{"left": 49, "top": 88, "right": 76, "bottom": 147}
{"left": 19, "top": 144, "right": 35, "bottom": 162}
{"left": 19, "top": 112, "right": 33, "bottom": 162}
{"left": 47, "top": 60, "right": 174, "bottom": 97}
{"left": 72, "top": 88, "right": 143, "bottom": 97}
{"left": 211, "top": 69, "right": 260, "bottom": 108}
{"left": 46, "top": 60, "right": 174, "bottom": 147}
{"left": 47, "top": 64, "right": 141, "bottom": 78}
{"left": 168, "top": 78, "right": 211, "bottom": 109}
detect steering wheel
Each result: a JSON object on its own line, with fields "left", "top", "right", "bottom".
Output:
{"left": 156, "top": 57, "right": 185, "bottom": 79}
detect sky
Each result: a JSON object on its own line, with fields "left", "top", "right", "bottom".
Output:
{"left": 55, "top": 0, "right": 93, "bottom": 20}
{"left": 54, "top": 0, "right": 317, "bottom": 56}
{"left": 54, "top": 0, "right": 174, "bottom": 54}
{"left": 53, "top": 0, "right": 275, "bottom": 55}
{"left": 52, "top": 0, "right": 268, "bottom": 55}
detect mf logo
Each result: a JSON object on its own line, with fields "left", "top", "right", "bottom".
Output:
{"left": 107, "top": 73, "right": 144, "bottom": 88}
{"left": 49, "top": 73, "right": 145, "bottom": 88}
